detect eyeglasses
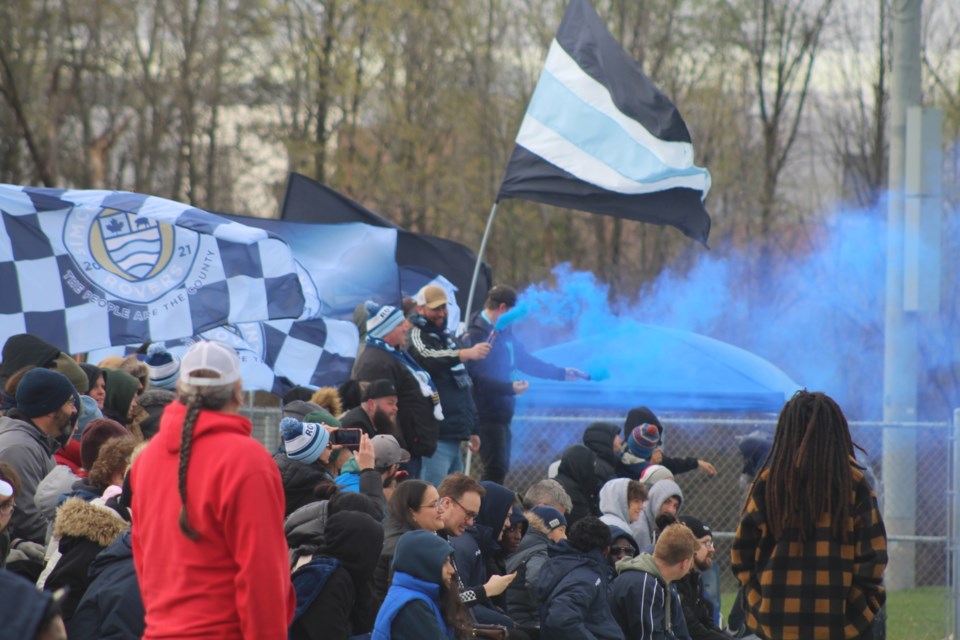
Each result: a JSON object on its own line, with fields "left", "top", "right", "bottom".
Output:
{"left": 700, "top": 540, "right": 715, "bottom": 549}
{"left": 0, "top": 501, "right": 15, "bottom": 514}
{"left": 418, "top": 500, "right": 440, "bottom": 511}
{"left": 448, "top": 496, "right": 478, "bottom": 522}
{"left": 610, "top": 545, "right": 635, "bottom": 557}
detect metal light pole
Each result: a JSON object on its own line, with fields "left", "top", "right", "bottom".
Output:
{"left": 882, "top": 0, "right": 923, "bottom": 591}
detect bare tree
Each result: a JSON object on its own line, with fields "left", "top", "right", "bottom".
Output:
{"left": 821, "top": 0, "right": 889, "bottom": 210}
{"left": 718, "top": 0, "right": 835, "bottom": 240}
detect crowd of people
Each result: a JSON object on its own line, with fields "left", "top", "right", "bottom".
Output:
{"left": 0, "top": 283, "right": 888, "bottom": 639}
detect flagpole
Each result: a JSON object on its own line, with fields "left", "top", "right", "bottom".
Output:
{"left": 463, "top": 202, "right": 499, "bottom": 332}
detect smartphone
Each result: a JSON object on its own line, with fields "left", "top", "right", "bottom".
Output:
{"left": 331, "top": 428, "right": 362, "bottom": 449}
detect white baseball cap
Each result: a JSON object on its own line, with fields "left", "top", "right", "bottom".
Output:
{"left": 179, "top": 340, "right": 241, "bottom": 387}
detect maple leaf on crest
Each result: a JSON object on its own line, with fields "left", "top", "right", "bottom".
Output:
{"left": 106, "top": 218, "right": 125, "bottom": 234}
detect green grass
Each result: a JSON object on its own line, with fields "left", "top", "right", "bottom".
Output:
{"left": 719, "top": 587, "right": 950, "bottom": 639}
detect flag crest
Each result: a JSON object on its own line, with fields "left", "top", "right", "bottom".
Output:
{"left": 0, "top": 185, "right": 305, "bottom": 352}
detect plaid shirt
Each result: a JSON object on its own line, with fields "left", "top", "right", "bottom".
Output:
{"left": 730, "top": 463, "right": 887, "bottom": 639}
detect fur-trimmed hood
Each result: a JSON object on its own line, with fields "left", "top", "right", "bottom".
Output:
{"left": 53, "top": 497, "right": 128, "bottom": 547}
{"left": 310, "top": 387, "right": 343, "bottom": 418}
{"left": 523, "top": 511, "right": 551, "bottom": 537}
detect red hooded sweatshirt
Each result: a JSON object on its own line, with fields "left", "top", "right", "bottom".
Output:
{"left": 131, "top": 401, "right": 295, "bottom": 639}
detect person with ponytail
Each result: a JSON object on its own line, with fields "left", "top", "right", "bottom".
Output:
{"left": 372, "top": 529, "right": 470, "bottom": 640}
{"left": 130, "top": 341, "right": 295, "bottom": 638}
{"left": 731, "top": 390, "right": 887, "bottom": 639}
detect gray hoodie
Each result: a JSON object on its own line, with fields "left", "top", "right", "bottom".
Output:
{"left": 0, "top": 415, "right": 61, "bottom": 542}
{"left": 599, "top": 478, "right": 634, "bottom": 533}
{"left": 631, "top": 479, "right": 683, "bottom": 552}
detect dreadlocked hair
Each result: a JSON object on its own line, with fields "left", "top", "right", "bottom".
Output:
{"left": 176, "top": 372, "right": 236, "bottom": 540}
{"left": 758, "top": 390, "right": 865, "bottom": 543}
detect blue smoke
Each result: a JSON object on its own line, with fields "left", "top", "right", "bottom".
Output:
{"left": 509, "top": 200, "right": 957, "bottom": 420}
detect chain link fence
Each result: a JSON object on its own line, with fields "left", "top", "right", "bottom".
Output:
{"left": 243, "top": 402, "right": 956, "bottom": 638}
{"left": 500, "top": 410, "right": 956, "bottom": 639}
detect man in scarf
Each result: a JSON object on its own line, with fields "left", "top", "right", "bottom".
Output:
{"left": 353, "top": 301, "right": 442, "bottom": 479}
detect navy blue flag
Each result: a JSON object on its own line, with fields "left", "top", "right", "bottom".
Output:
{"left": 222, "top": 213, "right": 401, "bottom": 320}
{"left": 280, "top": 173, "right": 493, "bottom": 310}
{"left": 497, "top": 0, "right": 712, "bottom": 244}
{"left": 0, "top": 185, "right": 304, "bottom": 353}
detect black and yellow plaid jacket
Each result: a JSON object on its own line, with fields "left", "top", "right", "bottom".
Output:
{"left": 730, "top": 464, "right": 887, "bottom": 639}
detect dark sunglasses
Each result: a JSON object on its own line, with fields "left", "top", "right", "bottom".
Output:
{"left": 611, "top": 545, "right": 635, "bottom": 557}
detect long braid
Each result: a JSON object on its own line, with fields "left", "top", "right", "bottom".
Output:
{"left": 178, "top": 389, "right": 204, "bottom": 540}
{"left": 176, "top": 374, "right": 235, "bottom": 540}
{"left": 763, "top": 391, "right": 856, "bottom": 543}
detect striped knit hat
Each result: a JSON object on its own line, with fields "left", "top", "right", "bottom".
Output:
{"left": 365, "top": 301, "right": 405, "bottom": 339}
{"left": 145, "top": 343, "right": 180, "bottom": 390}
{"left": 280, "top": 417, "right": 329, "bottom": 464}
{"left": 627, "top": 423, "right": 661, "bottom": 459}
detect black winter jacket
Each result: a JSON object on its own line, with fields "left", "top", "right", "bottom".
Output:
{"left": 465, "top": 312, "right": 565, "bottom": 423}
{"left": 504, "top": 526, "right": 551, "bottom": 628}
{"left": 555, "top": 445, "right": 604, "bottom": 527}
{"left": 583, "top": 422, "right": 621, "bottom": 483}
{"left": 373, "top": 515, "right": 415, "bottom": 609}
{"left": 43, "top": 498, "right": 129, "bottom": 622}
{"left": 291, "top": 512, "right": 383, "bottom": 640}
{"left": 274, "top": 453, "right": 334, "bottom": 517}
{"left": 535, "top": 540, "right": 625, "bottom": 640}
{"left": 353, "top": 342, "right": 439, "bottom": 457}
{"left": 67, "top": 531, "right": 144, "bottom": 640}
{"left": 674, "top": 571, "right": 728, "bottom": 640}
{"left": 407, "top": 314, "right": 478, "bottom": 441}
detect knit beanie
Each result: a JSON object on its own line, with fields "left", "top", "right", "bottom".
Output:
{"left": 365, "top": 301, "right": 405, "bottom": 339}
{"left": 509, "top": 504, "right": 529, "bottom": 536}
{"left": 393, "top": 530, "right": 455, "bottom": 585}
{"left": 530, "top": 505, "right": 567, "bottom": 531}
{"left": 144, "top": 343, "right": 180, "bottom": 390}
{"left": 303, "top": 409, "right": 342, "bottom": 428}
{"left": 280, "top": 417, "right": 330, "bottom": 464}
{"left": 627, "top": 423, "right": 661, "bottom": 459}
{"left": 15, "top": 368, "right": 76, "bottom": 418}
{"left": 80, "top": 418, "right": 129, "bottom": 471}
{"left": 638, "top": 464, "right": 674, "bottom": 486}
{"left": 282, "top": 400, "right": 323, "bottom": 422}
{"left": 678, "top": 515, "right": 712, "bottom": 540}
{"left": 54, "top": 352, "right": 89, "bottom": 394}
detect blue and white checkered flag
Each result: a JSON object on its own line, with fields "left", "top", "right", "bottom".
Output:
{"left": 88, "top": 318, "right": 357, "bottom": 394}
{"left": 0, "top": 185, "right": 304, "bottom": 352}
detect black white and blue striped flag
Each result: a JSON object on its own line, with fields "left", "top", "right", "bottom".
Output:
{"left": 498, "top": 0, "right": 712, "bottom": 244}
{"left": 0, "top": 185, "right": 305, "bottom": 353}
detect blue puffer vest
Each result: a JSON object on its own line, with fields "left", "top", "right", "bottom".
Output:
{"left": 371, "top": 571, "right": 453, "bottom": 640}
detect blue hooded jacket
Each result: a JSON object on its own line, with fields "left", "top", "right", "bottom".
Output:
{"left": 372, "top": 530, "right": 455, "bottom": 640}
{"left": 450, "top": 481, "right": 517, "bottom": 627}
